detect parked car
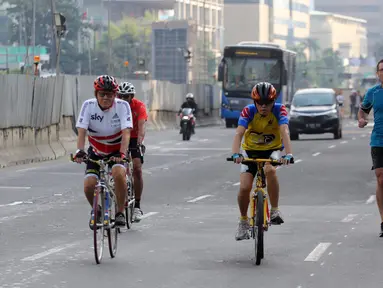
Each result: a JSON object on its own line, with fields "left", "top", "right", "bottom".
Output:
{"left": 285, "top": 88, "right": 342, "bottom": 140}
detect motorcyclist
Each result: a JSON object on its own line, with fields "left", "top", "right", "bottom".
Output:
{"left": 179, "top": 93, "right": 198, "bottom": 134}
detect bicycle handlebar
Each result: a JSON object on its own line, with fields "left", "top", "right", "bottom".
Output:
{"left": 70, "top": 153, "right": 128, "bottom": 165}
{"left": 226, "top": 156, "right": 294, "bottom": 165}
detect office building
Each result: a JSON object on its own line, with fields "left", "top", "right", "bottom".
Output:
{"left": 310, "top": 11, "right": 367, "bottom": 59}
{"left": 224, "top": 0, "right": 310, "bottom": 49}
{"left": 315, "top": 0, "right": 383, "bottom": 56}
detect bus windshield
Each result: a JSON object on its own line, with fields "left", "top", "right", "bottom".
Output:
{"left": 224, "top": 57, "right": 282, "bottom": 91}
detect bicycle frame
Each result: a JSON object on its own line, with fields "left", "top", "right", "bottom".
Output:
{"left": 249, "top": 161, "right": 270, "bottom": 230}
{"left": 89, "top": 159, "right": 117, "bottom": 228}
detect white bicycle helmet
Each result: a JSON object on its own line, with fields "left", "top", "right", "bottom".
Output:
{"left": 118, "top": 82, "right": 136, "bottom": 95}
{"left": 186, "top": 93, "right": 194, "bottom": 100}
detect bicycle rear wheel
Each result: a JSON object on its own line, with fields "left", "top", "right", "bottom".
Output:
{"left": 93, "top": 187, "right": 105, "bottom": 264}
{"left": 253, "top": 192, "right": 264, "bottom": 266}
{"left": 125, "top": 179, "right": 133, "bottom": 229}
{"left": 107, "top": 193, "right": 118, "bottom": 258}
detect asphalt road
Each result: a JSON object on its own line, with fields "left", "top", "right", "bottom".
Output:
{"left": 0, "top": 120, "right": 382, "bottom": 288}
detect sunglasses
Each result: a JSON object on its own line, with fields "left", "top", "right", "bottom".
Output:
{"left": 119, "top": 94, "right": 134, "bottom": 99}
{"left": 98, "top": 92, "right": 115, "bottom": 98}
{"left": 255, "top": 100, "right": 274, "bottom": 106}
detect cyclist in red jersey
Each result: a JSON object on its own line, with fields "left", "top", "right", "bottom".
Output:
{"left": 117, "top": 82, "right": 148, "bottom": 222}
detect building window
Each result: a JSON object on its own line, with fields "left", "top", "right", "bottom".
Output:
{"left": 317, "top": 5, "right": 380, "bottom": 13}
{"left": 274, "top": 18, "right": 307, "bottom": 28}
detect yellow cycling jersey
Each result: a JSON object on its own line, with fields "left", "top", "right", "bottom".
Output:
{"left": 238, "top": 103, "right": 289, "bottom": 151}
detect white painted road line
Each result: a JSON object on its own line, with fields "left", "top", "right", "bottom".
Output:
{"left": 366, "top": 195, "right": 376, "bottom": 204}
{"left": 140, "top": 212, "right": 159, "bottom": 219}
{"left": 341, "top": 214, "right": 358, "bottom": 223}
{"left": 304, "top": 242, "right": 332, "bottom": 262}
{"left": 0, "top": 186, "right": 31, "bottom": 190}
{"left": 16, "top": 167, "right": 40, "bottom": 173}
{"left": 149, "top": 153, "right": 189, "bottom": 157}
{"left": 233, "top": 182, "right": 240, "bottom": 186}
{"left": 21, "top": 243, "right": 78, "bottom": 261}
{"left": 162, "top": 148, "right": 230, "bottom": 151}
{"left": 361, "top": 134, "right": 366, "bottom": 138}
{"left": 295, "top": 159, "right": 302, "bottom": 163}
{"left": 312, "top": 152, "right": 321, "bottom": 157}
{"left": 328, "top": 145, "right": 336, "bottom": 149}
{"left": 187, "top": 195, "right": 213, "bottom": 203}
{"left": 340, "top": 141, "right": 348, "bottom": 144}
{"left": 0, "top": 201, "right": 24, "bottom": 207}
{"left": 352, "top": 137, "right": 356, "bottom": 140}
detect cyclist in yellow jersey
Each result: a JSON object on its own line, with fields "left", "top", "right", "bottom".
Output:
{"left": 231, "top": 82, "right": 294, "bottom": 241}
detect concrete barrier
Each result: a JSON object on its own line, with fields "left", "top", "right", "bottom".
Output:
{"left": 0, "top": 75, "right": 222, "bottom": 168}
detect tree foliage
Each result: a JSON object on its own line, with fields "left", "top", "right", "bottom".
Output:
{"left": 0, "top": 0, "right": 86, "bottom": 73}
{"left": 290, "top": 39, "right": 345, "bottom": 89}
{"left": 81, "top": 11, "right": 155, "bottom": 76}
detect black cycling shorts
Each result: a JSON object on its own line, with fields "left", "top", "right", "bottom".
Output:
{"left": 240, "top": 149, "right": 281, "bottom": 177}
{"left": 371, "top": 147, "right": 383, "bottom": 170}
{"left": 85, "top": 147, "right": 124, "bottom": 179}
{"left": 129, "top": 138, "right": 144, "bottom": 164}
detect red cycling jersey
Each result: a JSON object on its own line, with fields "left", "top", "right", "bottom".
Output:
{"left": 130, "top": 98, "right": 148, "bottom": 138}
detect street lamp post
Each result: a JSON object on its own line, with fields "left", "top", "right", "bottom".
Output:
{"left": 54, "top": 13, "right": 67, "bottom": 75}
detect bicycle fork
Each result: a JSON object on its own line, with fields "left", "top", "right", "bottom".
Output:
{"left": 249, "top": 190, "right": 270, "bottom": 229}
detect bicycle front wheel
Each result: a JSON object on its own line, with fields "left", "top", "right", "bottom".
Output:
{"left": 107, "top": 193, "right": 118, "bottom": 258}
{"left": 125, "top": 179, "right": 133, "bottom": 229}
{"left": 253, "top": 192, "right": 264, "bottom": 266}
{"left": 93, "top": 187, "right": 105, "bottom": 264}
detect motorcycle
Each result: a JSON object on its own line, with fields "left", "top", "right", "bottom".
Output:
{"left": 179, "top": 108, "right": 195, "bottom": 141}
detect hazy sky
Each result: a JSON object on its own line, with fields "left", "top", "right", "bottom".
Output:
{"left": 311, "top": 0, "right": 314, "bottom": 10}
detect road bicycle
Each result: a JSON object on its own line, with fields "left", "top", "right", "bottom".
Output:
{"left": 119, "top": 144, "right": 145, "bottom": 231}
{"left": 227, "top": 156, "right": 294, "bottom": 265}
{"left": 71, "top": 154, "right": 127, "bottom": 264}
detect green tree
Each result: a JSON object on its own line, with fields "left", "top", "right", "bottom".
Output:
{"left": 1, "top": 0, "right": 85, "bottom": 74}
{"left": 83, "top": 12, "right": 154, "bottom": 76}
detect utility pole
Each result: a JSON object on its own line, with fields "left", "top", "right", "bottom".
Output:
{"left": 32, "top": 0, "right": 36, "bottom": 62}
{"left": 107, "top": 0, "right": 112, "bottom": 74}
{"left": 51, "top": 0, "right": 58, "bottom": 72}
{"left": 203, "top": 0, "right": 207, "bottom": 83}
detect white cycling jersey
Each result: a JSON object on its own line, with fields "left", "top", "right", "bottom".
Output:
{"left": 76, "top": 98, "right": 133, "bottom": 155}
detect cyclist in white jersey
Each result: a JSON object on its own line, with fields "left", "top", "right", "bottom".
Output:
{"left": 73, "top": 75, "right": 133, "bottom": 229}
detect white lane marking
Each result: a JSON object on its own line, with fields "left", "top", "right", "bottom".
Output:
{"left": 328, "top": 252, "right": 333, "bottom": 255}
{"left": 233, "top": 182, "right": 240, "bottom": 186}
{"left": 47, "top": 172, "right": 82, "bottom": 175}
{"left": 341, "top": 214, "right": 358, "bottom": 223}
{"left": 161, "top": 148, "right": 230, "bottom": 151}
{"left": 361, "top": 134, "right": 366, "bottom": 138}
{"left": 352, "top": 137, "right": 356, "bottom": 140}
{"left": 143, "top": 170, "right": 153, "bottom": 175}
{"left": 198, "top": 139, "right": 209, "bottom": 142}
{"left": 140, "top": 212, "right": 159, "bottom": 219}
{"left": 0, "top": 186, "right": 31, "bottom": 190}
{"left": 158, "top": 140, "right": 173, "bottom": 145}
{"left": 304, "top": 242, "right": 332, "bottom": 262}
{"left": 16, "top": 167, "right": 40, "bottom": 173}
{"left": 149, "top": 153, "right": 189, "bottom": 157}
{"left": 310, "top": 274, "right": 315, "bottom": 277}
{"left": 366, "top": 195, "right": 376, "bottom": 204}
{"left": 0, "top": 214, "right": 28, "bottom": 223}
{"left": 337, "top": 242, "right": 342, "bottom": 245}
{"left": 21, "top": 243, "right": 78, "bottom": 261}
{"left": 328, "top": 145, "right": 336, "bottom": 149}
{"left": 344, "top": 235, "right": 348, "bottom": 238}
{"left": 0, "top": 201, "right": 32, "bottom": 207}
{"left": 187, "top": 194, "right": 213, "bottom": 203}
{"left": 340, "top": 141, "right": 348, "bottom": 144}
{"left": 312, "top": 152, "right": 321, "bottom": 157}
{"left": 295, "top": 159, "right": 302, "bottom": 163}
